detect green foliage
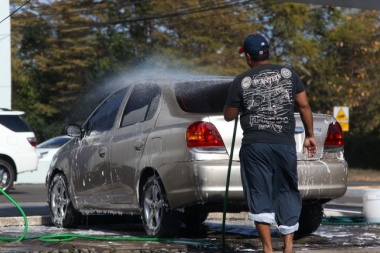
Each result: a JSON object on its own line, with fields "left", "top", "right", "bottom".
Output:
{"left": 325, "top": 10, "right": 380, "bottom": 135}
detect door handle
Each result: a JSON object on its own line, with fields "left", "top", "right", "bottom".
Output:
{"left": 98, "top": 147, "right": 107, "bottom": 158}
{"left": 133, "top": 140, "right": 144, "bottom": 150}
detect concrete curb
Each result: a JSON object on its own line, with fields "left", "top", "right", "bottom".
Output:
{"left": 0, "top": 215, "right": 52, "bottom": 227}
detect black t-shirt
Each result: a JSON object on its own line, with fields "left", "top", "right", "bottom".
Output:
{"left": 226, "top": 64, "right": 305, "bottom": 145}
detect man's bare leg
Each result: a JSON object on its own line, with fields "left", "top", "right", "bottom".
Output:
{"left": 283, "top": 232, "right": 294, "bottom": 253}
{"left": 255, "top": 221, "right": 273, "bottom": 253}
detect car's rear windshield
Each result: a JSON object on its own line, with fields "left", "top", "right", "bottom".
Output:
{"left": 0, "top": 115, "right": 33, "bottom": 132}
{"left": 175, "top": 81, "right": 231, "bottom": 113}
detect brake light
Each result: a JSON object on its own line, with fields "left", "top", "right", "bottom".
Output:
{"left": 27, "top": 137, "right": 37, "bottom": 147}
{"left": 324, "top": 122, "right": 343, "bottom": 150}
{"left": 186, "top": 122, "right": 225, "bottom": 148}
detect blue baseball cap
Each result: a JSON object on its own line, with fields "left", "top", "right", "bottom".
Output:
{"left": 238, "top": 34, "right": 269, "bottom": 55}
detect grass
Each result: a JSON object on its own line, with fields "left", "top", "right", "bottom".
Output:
{"left": 348, "top": 168, "right": 380, "bottom": 181}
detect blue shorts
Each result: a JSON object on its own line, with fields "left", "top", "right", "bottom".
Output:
{"left": 239, "top": 143, "right": 301, "bottom": 235}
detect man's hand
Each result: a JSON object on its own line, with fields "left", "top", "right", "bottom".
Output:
{"left": 303, "top": 137, "right": 317, "bottom": 158}
{"left": 223, "top": 106, "right": 239, "bottom": 122}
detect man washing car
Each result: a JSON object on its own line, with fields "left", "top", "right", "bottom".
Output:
{"left": 224, "top": 33, "right": 317, "bottom": 253}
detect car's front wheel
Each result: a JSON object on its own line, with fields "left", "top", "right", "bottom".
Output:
{"left": 0, "top": 159, "right": 15, "bottom": 193}
{"left": 48, "top": 173, "right": 81, "bottom": 228}
{"left": 140, "top": 175, "right": 181, "bottom": 237}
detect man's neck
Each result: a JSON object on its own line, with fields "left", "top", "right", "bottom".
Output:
{"left": 251, "top": 60, "right": 269, "bottom": 68}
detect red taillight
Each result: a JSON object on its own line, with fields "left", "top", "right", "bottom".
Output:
{"left": 186, "top": 122, "right": 225, "bottom": 148}
{"left": 27, "top": 137, "right": 37, "bottom": 147}
{"left": 324, "top": 122, "right": 344, "bottom": 148}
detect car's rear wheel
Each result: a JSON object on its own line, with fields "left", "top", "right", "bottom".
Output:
{"left": 48, "top": 173, "right": 81, "bottom": 228}
{"left": 295, "top": 203, "right": 324, "bottom": 239}
{"left": 0, "top": 159, "right": 15, "bottom": 193}
{"left": 140, "top": 175, "right": 181, "bottom": 237}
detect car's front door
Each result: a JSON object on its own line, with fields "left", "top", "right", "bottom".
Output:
{"left": 71, "top": 87, "right": 129, "bottom": 208}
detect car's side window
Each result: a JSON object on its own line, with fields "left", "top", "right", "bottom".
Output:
{"left": 121, "top": 84, "right": 161, "bottom": 127}
{"left": 145, "top": 93, "right": 160, "bottom": 121}
{"left": 86, "top": 87, "right": 129, "bottom": 136}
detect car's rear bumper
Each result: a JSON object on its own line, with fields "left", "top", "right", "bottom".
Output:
{"left": 13, "top": 151, "right": 39, "bottom": 174}
{"left": 159, "top": 158, "right": 348, "bottom": 210}
{"left": 298, "top": 159, "right": 348, "bottom": 201}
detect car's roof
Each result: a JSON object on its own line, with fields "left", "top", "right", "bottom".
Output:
{"left": 113, "top": 75, "right": 232, "bottom": 85}
{"left": 0, "top": 108, "right": 25, "bottom": 115}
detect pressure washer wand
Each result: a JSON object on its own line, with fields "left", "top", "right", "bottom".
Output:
{"left": 222, "top": 116, "right": 238, "bottom": 247}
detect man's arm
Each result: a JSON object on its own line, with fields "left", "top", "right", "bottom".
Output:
{"left": 294, "top": 91, "right": 317, "bottom": 157}
{"left": 223, "top": 105, "right": 239, "bottom": 122}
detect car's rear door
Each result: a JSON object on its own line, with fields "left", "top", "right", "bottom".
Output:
{"left": 110, "top": 83, "right": 161, "bottom": 205}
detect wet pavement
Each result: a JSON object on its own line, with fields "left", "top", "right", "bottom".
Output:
{"left": 1, "top": 183, "right": 380, "bottom": 252}
{"left": 1, "top": 217, "right": 380, "bottom": 252}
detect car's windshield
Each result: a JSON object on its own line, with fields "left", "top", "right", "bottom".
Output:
{"left": 37, "top": 137, "right": 72, "bottom": 148}
{"left": 175, "top": 81, "right": 231, "bottom": 113}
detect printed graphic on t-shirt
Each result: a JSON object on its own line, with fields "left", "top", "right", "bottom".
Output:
{"left": 241, "top": 68, "right": 293, "bottom": 133}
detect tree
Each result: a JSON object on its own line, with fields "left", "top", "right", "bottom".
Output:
{"left": 146, "top": 0, "right": 259, "bottom": 75}
{"left": 12, "top": 0, "right": 98, "bottom": 139}
{"left": 325, "top": 10, "right": 380, "bottom": 135}
{"left": 10, "top": 0, "right": 380, "bottom": 147}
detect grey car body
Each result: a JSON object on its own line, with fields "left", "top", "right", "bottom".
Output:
{"left": 46, "top": 76, "right": 348, "bottom": 237}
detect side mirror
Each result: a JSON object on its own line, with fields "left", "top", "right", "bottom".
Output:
{"left": 66, "top": 124, "right": 82, "bottom": 138}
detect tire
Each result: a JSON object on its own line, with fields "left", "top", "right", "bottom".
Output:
{"left": 295, "top": 203, "right": 324, "bottom": 239}
{"left": 0, "top": 159, "right": 15, "bottom": 193}
{"left": 140, "top": 175, "right": 181, "bottom": 237}
{"left": 181, "top": 211, "right": 209, "bottom": 227}
{"left": 48, "top": 173, "right": 81, "bottom": 228}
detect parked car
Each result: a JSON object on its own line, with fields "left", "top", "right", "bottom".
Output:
{"left": 0, "top": 108, "right": 39, "bottom": 192}
{"left": 16, "top": 136, "right": 72, "bottom": 184}
{"left": 46, "top": 76, "right": 348, "bottom": 238}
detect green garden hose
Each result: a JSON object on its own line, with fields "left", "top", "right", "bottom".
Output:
{"left": 322, "top": 216, "right": 380, "bottom": 225}
{"left": 0, "top": 188, "right": 28, "bottom": 242}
